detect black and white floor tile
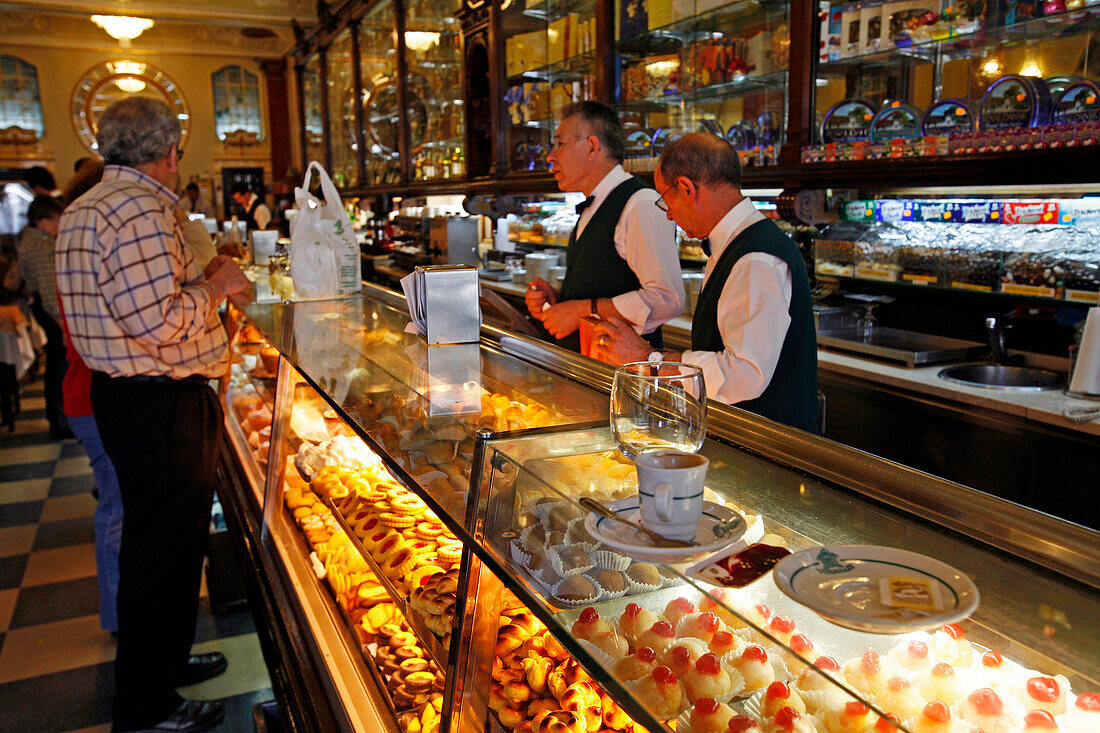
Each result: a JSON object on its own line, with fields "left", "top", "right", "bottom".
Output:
{"left": 0, "top": 380, "right": 274, "bottom": 732}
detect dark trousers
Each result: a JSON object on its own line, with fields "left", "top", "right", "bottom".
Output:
{"left": 90, "top": 372, "right": 222, "bottom": 730}
{"left": 30, "top": 294, "right": 67, "bottom": 433}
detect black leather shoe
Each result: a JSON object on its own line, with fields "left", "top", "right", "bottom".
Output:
{"left": 123, "top": 700, "right": 224, "bottom": 732}
{"left": 177, "top": 652, "right": 228, "bottom": 686}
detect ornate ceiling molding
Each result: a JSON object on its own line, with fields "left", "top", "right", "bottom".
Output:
{"left": 0, "top": 0, "right": 316, "bottom": 26}
{"left": 0, "top": 8, "right": 300, "bottom": 57}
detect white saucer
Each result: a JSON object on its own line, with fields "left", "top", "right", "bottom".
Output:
{"left": 584, "top": 498, "right": 748, "bottom": 563}
{"left": 774, "top": 544, "right": 980, "bottom": 634}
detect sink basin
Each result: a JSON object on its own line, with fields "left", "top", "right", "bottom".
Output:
{"left": 937, "top": 365, "right": 1066, "bottom": 391}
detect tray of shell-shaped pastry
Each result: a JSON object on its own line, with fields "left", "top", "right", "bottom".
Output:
{"left": 543, "top": 583, "right": 1100, "bottom": 733}
{"left": 286, "top": 429, "right": 465, "bottom": 666}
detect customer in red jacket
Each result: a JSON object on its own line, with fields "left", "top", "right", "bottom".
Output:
{"left": 60, "top": 297, "right": 121, "bottom": 634}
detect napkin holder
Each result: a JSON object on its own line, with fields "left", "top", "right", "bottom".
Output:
{"left": 412, "top": 265, "right": 481, "bottom": 345}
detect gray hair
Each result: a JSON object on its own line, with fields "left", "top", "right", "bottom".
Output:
{"left": 96, "top": 97, "right": 181, "bottom": 168}
{"left": 658, "top": 132, "right": 741, "bottom": 189}
{"left": 559, "top": 101, "right": 626, "bottom": 163}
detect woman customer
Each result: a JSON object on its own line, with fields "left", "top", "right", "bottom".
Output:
{"left": 58, "top": 159, "right": 122, "bottom": 634}
{"left": 16, "top": 194, "right": 69, "bottom": 438}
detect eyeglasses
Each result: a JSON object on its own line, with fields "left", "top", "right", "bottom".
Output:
{"left": 654, "top": 183, "right": 675, "bottom": 213}
{"left": 175, "top": 147, "right": 185, "bottom": 161}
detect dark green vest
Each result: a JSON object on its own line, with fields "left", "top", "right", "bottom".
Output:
{"left": 691, "top": 218, "right": 818, "bottom": 433}
{"left": 555, "top": 175, "right": 660, "bottom": 351}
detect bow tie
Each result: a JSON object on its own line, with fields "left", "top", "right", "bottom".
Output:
{"left": 700, "top": 237, "right": 711, "bottom": 256}
{"left": 575, "top": 196, "right": 595, "bottom": 216}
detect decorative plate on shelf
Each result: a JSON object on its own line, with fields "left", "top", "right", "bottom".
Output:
{"left": 773, "top": 545, "right": 980, "bottom": 634}
{"left": 584, "top": 498, "right": 753, "bottom": 563}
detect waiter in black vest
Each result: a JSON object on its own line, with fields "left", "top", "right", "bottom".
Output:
{"left": 594, "top": 133, "right": 818, "bottom": 433}
{"left": 525, "top": 101, "right": 682, "bottom": 352}
{"left": 231, "top": 184, "right": 272, "bottom": 230}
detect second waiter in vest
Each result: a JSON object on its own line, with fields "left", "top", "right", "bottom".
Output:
{"left": 525, "top": 102, "right": 683, "bottom": 352}
{"left": 593, "top": 132, "right": 818, "bottom": 433}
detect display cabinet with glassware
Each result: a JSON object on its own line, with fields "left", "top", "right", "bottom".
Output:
{"left": 500, "top": 0, "right": 600, "bottom": 174}
{"left": 405, "top": 1, "right": 466, "bottom": 181}
{"left": 358, "top": 2, "right": 402, "bottom": 186}
{"left": 615, "top": 0, "right": 791, "bottom": 172}
{"left": 217, "top": 283, "right": 1100, "bottom": 733}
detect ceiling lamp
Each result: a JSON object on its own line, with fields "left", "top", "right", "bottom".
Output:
{"left": 404, "top": 31, "right": 440, "bottom": 53}
{"left": 115, "top": 77, "right": 147, "bottom": 93}
{"left": 91, "top": 15, "right": 154, "bottom": 48}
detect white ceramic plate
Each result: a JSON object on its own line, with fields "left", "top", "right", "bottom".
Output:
{"left": 584, "top": 498, "right": 747, "bottom": 563}
{"left": 773, "top": 544, "right": 980, "bottom": 634}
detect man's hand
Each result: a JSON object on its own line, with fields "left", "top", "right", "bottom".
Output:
{"left": 525, "top": 277, "right": 558, "bottom": 318}
{"left": 204, "top": 257, "right": 252, "bottom": 307}
{"left": 593, "top": 316, "right": 652, "bottom": 365}
{"left": 541, "top": 299, "right": 590, "bottom": 339}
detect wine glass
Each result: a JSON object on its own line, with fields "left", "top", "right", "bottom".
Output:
{"left": 610, "top": 362, "right": 706, "bottom": 460}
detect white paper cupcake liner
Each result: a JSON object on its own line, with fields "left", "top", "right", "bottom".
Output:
{"left": 739, "top": 688, "right": 764, "bottom": 718}
{"left": 548, "top": 547, "right": 596, "bottom": 579}
{"left": 768, "top": 648, "right": 792, "bottom": 682}
{"left": 509, "top": 538, "right": 532, "bottom": 569}
{"left": 550, "top": 577, "right": 602, "bottom": 607}
{"left": 575, "top": 638, "right": 619, "bottom": 671}
{"left": 675, "top": 710, "right": 693, "bottom": 733}
{"left": 798, "top": 687, "right": 847, "bottom": 714}
{"left": 623, "top": 569, "right": 662, "bottom": 595}
{"left": 590, "top": 549, "right": 632, "bottom": 571}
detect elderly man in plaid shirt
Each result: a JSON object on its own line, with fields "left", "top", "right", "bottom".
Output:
{"left": 57, "top": 97, "right": 251, "bottom": 733}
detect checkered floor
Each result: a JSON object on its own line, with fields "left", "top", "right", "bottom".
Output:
{"left": 0, "top": 379, "right": 274, "bottom": 732}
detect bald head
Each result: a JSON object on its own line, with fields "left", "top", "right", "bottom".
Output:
{"left": 657, "top": 132, "right": 742, "bottom": 190}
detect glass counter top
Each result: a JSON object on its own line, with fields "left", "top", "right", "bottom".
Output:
{"left": 245, "top": 294, "right": 607, "bottom": 532}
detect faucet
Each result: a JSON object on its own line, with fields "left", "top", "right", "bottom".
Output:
{"left": 986, "top": 317, "right": 1023, "bottom": 366}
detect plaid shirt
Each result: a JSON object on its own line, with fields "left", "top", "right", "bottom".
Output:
{"left": 16, "top": 226, "right": 60, "bottom": 323}
{"left": 56, "top": 165, "right": 228, "bottom": 379}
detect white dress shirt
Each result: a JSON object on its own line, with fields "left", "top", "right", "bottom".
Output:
{"left": 682, "top": 198, "right": 793, "bottom": 405}
{"left": 574, "top": 165, "right": 683, "bottom": 334}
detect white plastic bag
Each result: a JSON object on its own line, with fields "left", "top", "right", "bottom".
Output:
{"left": 289, "top": 161, "right": 361, "bottom": 298}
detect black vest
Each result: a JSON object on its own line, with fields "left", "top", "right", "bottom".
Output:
{"left": 242, "top": 195, "right": 263, "bottom": 231}
{"left": 691, "top": 218, "right": 818, "bottom": 433}
{"left": 555, "top": 176, "right": 661, "bottom": 351}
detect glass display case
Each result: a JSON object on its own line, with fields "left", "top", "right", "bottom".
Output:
{"left": 815, "top": 194, "right": 1100, "bottom": 303}
{"left": 502, "top": 0, "right": 599, "bottom": 173}
{"left": 359, "top": 2, "right": 401, "bottom": 186}
{"left": 615, "top": 0, "right": 791, "bottom": 171}
{"left": 328, "top": 29, "right": 359, "bottom": 189}
{"left": 405, "top": 0, "right": 466, "bottom": 181}
{"left": 219, "top": 283, "right": 1100, "bottom": 733}
{"left": 301, "top": 53, "right": 326, "bottom": 166}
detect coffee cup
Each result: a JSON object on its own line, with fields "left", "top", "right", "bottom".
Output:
{"left": 635, "top": 450, "right": 708, "bottom": 541}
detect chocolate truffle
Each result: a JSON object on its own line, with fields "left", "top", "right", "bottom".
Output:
{"left": 555, "top": 575, "right": 598, "bottom": 601}
{"left": 626, "top": 562, "right": 662, "bottom": 586}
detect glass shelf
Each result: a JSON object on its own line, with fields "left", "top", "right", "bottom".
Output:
{"left": 522, "top": 0, "right": 596, "bottom": 21}
{"left": 820, "top": 6, "right": 1100, "bottom": 75}
{"left": 618, "top": 0, "right": 789, "bottom": 54}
